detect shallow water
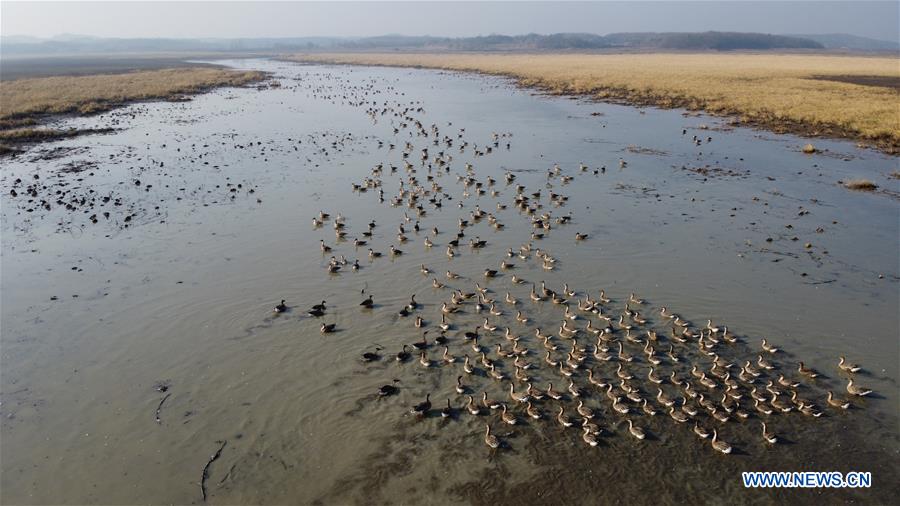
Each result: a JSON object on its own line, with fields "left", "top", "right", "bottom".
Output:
{"left": 1, "top": 58, "right": 898, "bottom": 505}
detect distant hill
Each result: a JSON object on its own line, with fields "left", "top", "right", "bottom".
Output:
{"left": 604, "top": 32, "right": 822, "bottom": 50}
{"left": 0, "top": 31, "right": 854, "bottom": 56}
{"left": 790, "top": 33, "right": 899, "bottom": 51}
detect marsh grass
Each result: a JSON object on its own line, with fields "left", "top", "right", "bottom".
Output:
{"left": 288, "top": 53, "right": 900, "bottom": 151}
{"left": 842, "top": 179, "right": 879, "bottom": 191}
{"left": 0, "top": 67, "right": 265, "bottom": 122}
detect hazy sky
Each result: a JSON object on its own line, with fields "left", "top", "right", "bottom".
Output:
{"left": 3, "top": 1, "right": 898, "bottom": 41}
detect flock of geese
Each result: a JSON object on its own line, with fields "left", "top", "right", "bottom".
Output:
{"left": 279, "top": 70, "right": 873, "bottom": 456}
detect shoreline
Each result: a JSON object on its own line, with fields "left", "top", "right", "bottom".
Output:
{"left": 0, "top": 66, "right": 269, "bottom": 156}
{"left": 285, "top": 53, "right": 899, "bottom": 155}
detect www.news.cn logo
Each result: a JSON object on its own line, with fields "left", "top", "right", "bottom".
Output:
{"left": 742, "top": 471, "right": 872, "bottom": 488}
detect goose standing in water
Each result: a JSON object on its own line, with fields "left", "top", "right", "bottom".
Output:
{"left": 826, "top": 391, "right": 850, "bottom": 409}
{"left": 273, "top": 299, "right": 287, "bottom": 313}
{"left": 582, "top": 426, "right": 599, "bottom": 446}
{"left": 711, "top": 429, "right": 732, "bottom": 454}
{"left": 484, "top": 424, "right": 500, "bottom": 448}
{"left": 761, "top": 422, "right": 777, "bottom": 444}
{"left": 466, "top": 396, "right": 481, "bottom": 415}
{"left": 411, "top": 394, "right": 431, "bottom": 416}
{"left": 441, "top": 399, "right": 452, "bottom": 418}
{"left": 846, "top": 378, "right": 872, "bottom": 396}
{"left": 626, "top": 419, "right": 646, "bottom": 440}
{"left": 395, "top": 345, "right": 411, "bottom": 362}
{"left": 838, "top": 356, "right": 861, "bottom": 373}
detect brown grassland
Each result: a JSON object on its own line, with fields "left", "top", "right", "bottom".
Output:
{"left": 0, "top": 67, "right": 265, "bottom": 151}
{"left": 0, "top": 67, "right": 264, "bottom": 120}
{"left": 287, "top": 53, "right": 900, "bottom": 152}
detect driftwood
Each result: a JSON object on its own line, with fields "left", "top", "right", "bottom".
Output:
{"left": 200, "top": 440, "right": 227, "bottom": 501}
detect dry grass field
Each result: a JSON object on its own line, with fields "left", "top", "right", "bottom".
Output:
{"left": 0, "top": 67, "right": 264, "bottom": 122}
{"left": 288, "top": 53, "right": 900, "bottom": 151}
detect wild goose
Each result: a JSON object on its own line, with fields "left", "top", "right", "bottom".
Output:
{"left": 412, "top": 333, "right": 428, "bottom": 350}
{"left": 575, "top": 233, "right": 588, "bottom": 241}
{"left": 694, "top": 422, "right": 711, "bottom": 439}
{"left": 826, "top": 391, "right": 850, "bottom": 409}
{"left": 320, "top": 323, "right": 336, "bottom": 333}
{"left": 415, "top": 316, "right": 424, "bottom": 328}
{"left": 506, "top": 292, "right": 519, "bottom": 305}
{"left": 360, "top": 295, "right": 374, "bottom": 308}
{"left": 484, "top": 424, "right": 500, "bottom": 448}
{"left": 798, "top": 402, "right": 822, "bottom": 418}
{"left": 368, "top": 248, "right": 381, "bottom": 258}
{"left": 846, "top": 378, "right": 872, "bottom": 397}
{"left": 439, "top": 315, "right": 451, "bottom": 331}
{"left": 617, "top": 342, "right": 634, "bottom": 362}
{"left": 320, "top": 240, "right": 332, "bottom": 253}
{"left": 669, "top": 406, "right": 689, "bottom": 423}
{"left": 761, "top": 422, "right": 777, "bottom": 444}
{"left": 626, "top": 419, "right": 646, "bottom": 440}
{"left": 509, "top": 383, "right": 529, "bottom": 403}
{"left": 567, "top": 379, "right": 581, "bottom": 398}
{"left": 838, "top": 356, "right": 861, "bottom": 373}
{"left": 442, "top": 346, "right": 455, "bottom": 364}
{"left": 546, "top": 382, "right": 563, "bottom": 400}
{"left": 466, "top": 396, "right": 481, "bottom": 415}
{"left": 446, "top": 270, "right": 460, "bottom": 279}
{"left": 797, "top": 362, "right": 818, "bottom": 378}
{"left": 770, "top": 394, "right": 792, "bottom": 413}
{"left": 576, "top": 400, "right": 595, "bottom": 419}
{"left": 463, "top": 355, "right": 475, "bottom": 374}
{"left": 482, "top": 391, "right": 501, "bottom": 410}
{"left": 433, "top": 278, "right": 445, "bottom": 289}
{"left": 587, "top": 369, "right": 607, "bottom": 388}
{"left": 657, "top": 388, "right": 675, "bottom": 407}
{"left": 526, "top": 402, "right": 541, "bottom": 420}
{"left": 419, "top": 352, "right": 431, "bottom": 368}
{"left": 557, "top": 405, "right": 574, "bottom": 427}
{"left": 711, "top": 429, "right": 732, "bottom": 454}
{"left": 515, "top": 311, "right": 529, "bottom": 324}
{"left": 612, "top": 397, "right": 630, "bottom": 414}
{"left": 680, "top": 397, "right": 699, "bottom": 417}
{"left": 582, "top": 426, "right": 599, "bottom": 446}
{"left": 777, "top": 374, "right": 799, "bottom": 388}
{"left": 489, "top": 364, "right": 505, "bottom": 381}
{"left": 441, "top": 399, "right": 452, "bottom": 418}
{"left": 501, "top": 404, "right": 517, "bottom": 425}
{"left": 273, "top": 299, "right": 288, "bottom": 313}
{"left": 754, "top": 399, "right": 773, "bottom": 415}
{"left": 616, "top": 364, "right": 634, "bottom": 380}
{"left": 411, "top": 394, "right": 431, "bottom": 416}
{"left": 761, "top": 338, "right": 779, "bottom": 353}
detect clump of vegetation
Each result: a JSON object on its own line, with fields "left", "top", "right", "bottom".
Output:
{"left": 288, "top": 53, "right": 900, "bottom": 151}
{"left": 842, "top": 179, "right": 879, "bottom": 191}
{"left": 802, "top": 143, "right": 818, "bottom": 153}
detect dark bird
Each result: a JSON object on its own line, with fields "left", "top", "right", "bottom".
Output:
{"left": 396, "top": 345, "right": 411, "bottom": 362}
{"left": 411, "top": 394, "right": 432, "bottom": 415}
